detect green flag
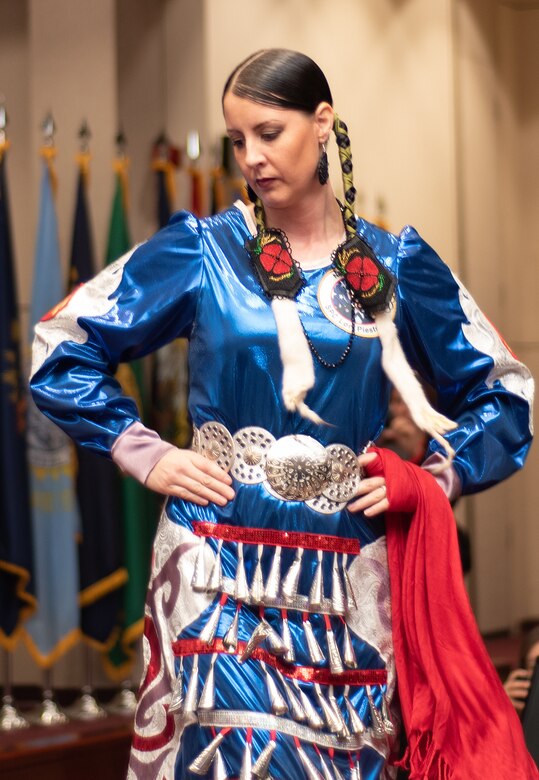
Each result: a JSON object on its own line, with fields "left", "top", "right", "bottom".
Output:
{"left": 103, "top": 161, "right": 158, "bottom": 680}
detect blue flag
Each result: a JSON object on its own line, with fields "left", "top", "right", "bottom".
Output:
{"left": 68, "top": 161, "right": 127, "bottom": 648}
{"left": 24, "top": 157, "right": 81, "bottom": 667}
{"left": 0, "top": 144, "right": 36, "bottom": 646}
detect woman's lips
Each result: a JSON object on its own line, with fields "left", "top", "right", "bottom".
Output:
{"left": 255, "top": 178, "right": 276, "bottom": 190}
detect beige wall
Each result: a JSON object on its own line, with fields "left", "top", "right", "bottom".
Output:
{"left": 0, "top": 0, "right": 537, "bottom": 685}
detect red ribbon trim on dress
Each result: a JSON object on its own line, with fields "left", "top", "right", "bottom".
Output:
{"left": 171, "top": 638, "right": 386, "bottom": 687}
{"left": 192, "top": 521, "right": 361, "bottom": 555}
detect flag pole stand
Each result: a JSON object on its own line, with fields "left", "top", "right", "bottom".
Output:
{"left": 29, "top": 668, "right": 68, "bottom": 726}
{"left": 68, "top": 645, "right": 106, "bottom": 720}
{"left": 106, "top": 678, "right": 137, "bottom": 716}
{"left": 0, "top": 649, "right": 29, "bottom": 730}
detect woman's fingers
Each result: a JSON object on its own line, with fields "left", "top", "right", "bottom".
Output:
{"left": 348, "top": 473, "right": 388, "bottom": 516}
{"left": 146, "top": 448, "right": 235, "bottom": 505}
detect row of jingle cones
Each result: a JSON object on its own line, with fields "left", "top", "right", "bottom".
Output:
{"left": 192, "top": 537, "right": 357, "bottom": 615}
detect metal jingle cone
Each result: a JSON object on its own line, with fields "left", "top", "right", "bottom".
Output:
{"left": 309, "top": 550, "right": 324, "bottom": 610}
{"left": 343, "top": 687, "right": 365, "bottom": 737}
{"left": 169, "top": 659, "right": 184, "bottom": 713}
{"left": 264, "top": 545, "right": 282, "bottom": 601}
{"left": 199, "top": 654, "right": 217, "bottom": 710}
{"left": 318, "top": 753, "right": 334, "bottom": 780}
{"left": 192, "top": 536, "right": 207, "bottom": 592}
{"left": 250, "top": 545, "right": 265, "bottom": 604}
{"left": 325, "top": 626, "right": 344, "bottom": 675}
{"left": 265, "top": 624, "right": 288, "bottom": 657}
{"left": 262, "top": 663, "right": 288, "bottom": 716}
{"left": 180, "top": 655, "right": 199, "bottom": 724}
{"left": 240, "top": 620, "right": 271, "bottom": 662}
{"left": 235, "top": 542, "right": 250, "bottom": 602}
{"left": 293, "top": 680, "right": 324, "bottom": 730}
{"left": 365, "top": 685, "right": 385, "bottom": 739}
{"left": 328, "top": 686, "right": 349, "bottom": 738}
{"left": 296, "top": 743, "right": 325, "bottom": 780}
{"left": 240, "top": 739, "right": 253, "bottom": 780}
{"left": 331, "top": 757, "right": 346, "bottom": 780}
{"left": 213, "top": 748, "right": 229, "bottom": 780}
{"left": 200, "top": 598, "right": 225, "bottom": 645}
{"left": 381, "top": 693, "right": 395, "bottom": 736}
{"left": 303, "top": 618, "right": 325, "bottom": 665}
{"left": 314, "top": 683, "right": 342, "bottom": 733}
{"left": 280, "top": 613, "right": 295, "bottom": 663}
{"left": 189, "top": 730, "right": 226, "bottom": 775}
{"left": 223, "top": 605, "right": 240, "bottom": 653}
{"left": 349, "top": 757, "right": 362, "bottom": 780}
{"left": 281, "top": 547, "right": 303, "bottom": 603}
{"left": 278, "top": 672, "right": 306, "bottom": 722}
{"left": 207, "top": 539, "right": 223, "bottom": 592}
{"left": 342, "top": 623, "right": 357, "bottom": 669}
{"left": 341, "top": 554, "right": 358, "bottom": 611}
{"left": 252, "top": 738, "right": 276, "bottom": 778}
{"left": 331, "top": 553, "right": 346, "bottom": 614}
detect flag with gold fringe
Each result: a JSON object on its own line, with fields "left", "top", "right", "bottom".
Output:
{"left": 24, "top": 147, "right": 81, "bottom": 667}
{"left": 68, "top": 151, "right": 127, "bottom": 651}
{"left": 104, "top": 153, "right": 158, "bottom": 680}
{"left": 0, "top": 139, "right": 36, "bottom": 648}
{"left": 150, "top": 138, "right": 191, "bottom": 449}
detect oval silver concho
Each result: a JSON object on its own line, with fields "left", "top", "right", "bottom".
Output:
{"left": 232, "top": 427, "right": 276, "bottom": 484}
{"left": 322, "top": 444, "right": 362, "bottom": 503}
{"left": 198, "top": 422, "right": 235, "bottom": 472}
{"left": 265, "top": 435, "right": 331, "bottom": 501}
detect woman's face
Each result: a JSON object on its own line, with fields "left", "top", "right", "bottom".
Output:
{"left": 223, "top": 92, "right": 330, "bottom": 211}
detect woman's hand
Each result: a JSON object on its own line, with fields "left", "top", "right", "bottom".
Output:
{"left": 145, "top": 448, "right": 235, "bottom": 506}
{"left": 504, "top": 668, "right": 532, "bottom": 713}
{"left": 347, "top": 452, "right": 389, "bottom": 517}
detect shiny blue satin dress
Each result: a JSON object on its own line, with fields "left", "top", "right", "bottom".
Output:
{"left": 30, "top": 204, "right": 533, "bottom": 780}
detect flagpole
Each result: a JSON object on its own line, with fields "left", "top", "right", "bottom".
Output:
{"left": 69, "top": 644, "right": 106, "bottom": 720}
{"left": 0, "top": 100, "right": 32, "bottom": 732}
{"left": 0, "top": 649, "right": 29, "bottom": 731}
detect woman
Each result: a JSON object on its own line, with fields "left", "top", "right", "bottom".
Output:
{"left": 30, "top": 50, "right": 536, "bottom": 779}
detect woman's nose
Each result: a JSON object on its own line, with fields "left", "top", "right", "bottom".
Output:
{"left": 244, "top": 140, "right": 264, "bottom": 167}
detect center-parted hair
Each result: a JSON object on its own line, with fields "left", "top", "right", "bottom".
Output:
{"left": 222, "top": 49, "right": 333, "bottom": 113}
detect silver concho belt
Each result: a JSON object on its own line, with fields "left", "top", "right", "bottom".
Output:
{"left": 192, "top": 422, "right": 363, "bottom": 515}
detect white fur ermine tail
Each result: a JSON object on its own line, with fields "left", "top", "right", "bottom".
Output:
{"left": 374, "top": 309, "right": 457, "bottom": 472}
{"left": 271, "top": 298, "right": 326, "bottom": 425}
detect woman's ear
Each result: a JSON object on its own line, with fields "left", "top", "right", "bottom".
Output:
{"left": 314, "top": 101, "right": 334, "bottom": 144}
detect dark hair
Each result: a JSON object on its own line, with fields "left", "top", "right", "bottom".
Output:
{"left": 222, "top": 49, "right": 333, "bottom": 112}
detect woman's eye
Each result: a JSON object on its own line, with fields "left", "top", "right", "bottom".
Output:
{"left": 262, "top": 132, "right": 279, "bottom": 142}
{"left": 231, "top": 139, "right": 244, "bottom": 149}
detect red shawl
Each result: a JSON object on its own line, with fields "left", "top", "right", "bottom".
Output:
{"left": 365, "top": 447, "right": 538, "bottom": 779}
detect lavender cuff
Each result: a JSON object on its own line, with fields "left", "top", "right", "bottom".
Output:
{"left": 111, "top": 421, "right": 176, "bottom": 485}
{"left": 422, "top": 452, "right": 462, "bottom": 504}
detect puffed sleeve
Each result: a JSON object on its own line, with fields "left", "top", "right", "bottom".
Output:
{"left": 30, "top": 210, "right": 204, "bottom": 458}
{"left": 395, "top": 225, "right": 534, "bottom": 495}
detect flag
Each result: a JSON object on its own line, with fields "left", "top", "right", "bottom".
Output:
{"left": 0, "top": 140, "right": 36, "bottom": 647}
{"left": 150, "top": 143, "right": 191, "bottom": 450}
{"left": 68, "top": 153, "right": 127, "bottom": 649}
{"left": 104, "top": 158, "right": 158, "bottom": 680}
{"left": 24, "top": 148, "right": 81, "bottom": 667}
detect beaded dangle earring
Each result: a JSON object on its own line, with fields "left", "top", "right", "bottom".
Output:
{"left": 318, "top": 143, "right": 329, "bottom": 185}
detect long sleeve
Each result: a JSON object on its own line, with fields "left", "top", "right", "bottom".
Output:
{"left": 30, "top": 210, "right": 204, "bottom": 458}
{"left": 394, "top": 225, "right": 533, "bottom": 495}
